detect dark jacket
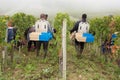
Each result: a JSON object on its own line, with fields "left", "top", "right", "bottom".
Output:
{"left": 70, "top": 19, "right": 87, "bottom": 34}
{"left": 70, "top": 21, "right": 81, "bottom": 33}
{"left": 7, "top": 27, "right": 15, "bottom": 43}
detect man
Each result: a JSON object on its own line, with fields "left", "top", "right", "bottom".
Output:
{"left": 103, "top": 15, "right": 116, "bottom": 54}
{"left": 101, "top": 15, "right": 117, "bottom": 61}
{"left": 25, "top": 25, "right": 36, "bottom": 51}
{"left": 35, "top": 13, "right": 53, "bottom": 58}
{"left": 70, "top": 13, "right": 90, "bottom": 57}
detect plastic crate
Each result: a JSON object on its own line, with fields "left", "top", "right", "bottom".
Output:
{"left": 83, "top": 33, "right": 94, "bottom": 42}
{"left": 29, "top": 32, "right": 41, "bottom": 41}
{"left": 39, "top": 32, "right": 53, "bottom": 41}
{"left": 112, "top": 34, "right": 117, "bottom": 39}
{"left": 75, "top": 33, "right": 94, "bottom": 43}
{"left": 86, "top": 36, "right": 94, "bottom": 42}
{"left": 83, "top": 33, "right": 92, "bottom": 37}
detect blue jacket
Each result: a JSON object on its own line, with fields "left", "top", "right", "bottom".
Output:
{"left": 7, "top": 27, "right": 15, "bottom": 43}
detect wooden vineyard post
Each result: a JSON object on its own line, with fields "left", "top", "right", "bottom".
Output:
{"left": 1, "top": 50, "right": 5, "bottom": 72}
{"left": 1, "top": 46, "right": 7, "bottom": 72}
{"left": 62, "top": 19, "right": 67, "bottom": 80}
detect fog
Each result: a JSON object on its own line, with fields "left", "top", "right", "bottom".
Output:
{"left": 0, "top": 0, "right": 120, "bottom": 18}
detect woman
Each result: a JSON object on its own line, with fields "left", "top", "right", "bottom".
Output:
{"left": 6, "top": 20, "right": 16, "bottom": 43}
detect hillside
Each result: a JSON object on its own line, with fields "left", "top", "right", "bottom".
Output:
{"left": 1, "top": 12, "right": 120, "bottom": 80}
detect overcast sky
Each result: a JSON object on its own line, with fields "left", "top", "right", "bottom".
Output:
{"left": 0, "top": 0, "right": 120, "bottom": 18}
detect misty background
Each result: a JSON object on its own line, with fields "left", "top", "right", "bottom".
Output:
{"left": 0, "top": 0, "right": 120, "bottom": 19}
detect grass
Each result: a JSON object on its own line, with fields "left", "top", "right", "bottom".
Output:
{"left": 67, "top": 42, "right": 120, "bottom": 80}
{"left": 0, "top": 41, "right": 120, "bottom": 80}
